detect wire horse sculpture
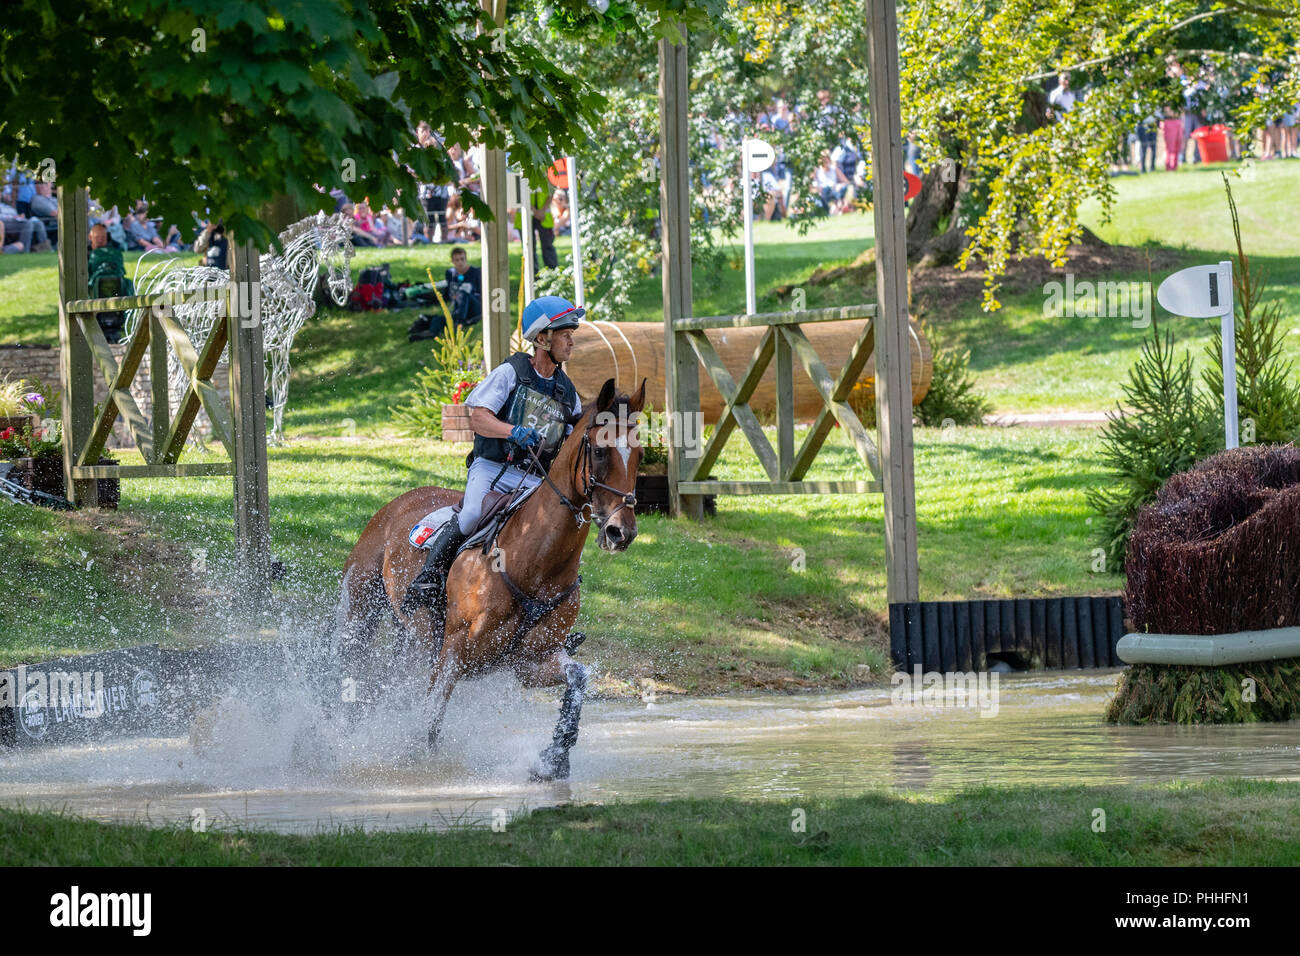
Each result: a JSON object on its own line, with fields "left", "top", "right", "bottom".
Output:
{"left": 126, "top": 211, "right": 355, "bottom": 445}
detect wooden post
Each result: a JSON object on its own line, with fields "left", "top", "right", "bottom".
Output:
{"left": 479, "top": 0, "right": 511, "bottom": 370}
{"left": 658, "top": 26, "right": 702, "bottom": 519}
{"left": 56, "top": 186, "right": 97, "bottom": 507}
{"left": 150, "top": 312, "right": 169, "bottom": 459}
{"left": 867, "top": 0, "right": 920, "bottom": 603}
{"left": 228, "top": 239, "right": 272, "bottom": 612}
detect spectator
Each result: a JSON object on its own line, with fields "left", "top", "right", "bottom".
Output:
{"left": 1047, "top": 71, "right": 1076, "bottom": 121}
{"left": 0, "top": 194, "right": 51, "bottom": 252}
{"left": 30, "top": 181, "right": 58, "bottom": 220}
{"left": 552, "top": 189, "right": 572, "bottom": 236}
{"left": 814, "top": 89, "right": 844, "bottom": 130}
{"left": 813, "top": 151, "right": 852, "bottom": 213}
{"left": 88, "top": 223, "right": 130, "bottom": 342}
{"left": 772, "top": 98, "right": 795, "bottom": 133}
{"left": 518, "top": 182, "right": 557, "bottom": 269}
{"left": 1161, "top": 106, "right": 1184, "bottom": 171}
{"left": 193, "top": 220, "right": 229, "bottom": 270}
{"left": 448, "top": 144, "right": 480, "bottom": 196}
{"left": 351, "top": 200, "right": 394, "bottom": 246}
{"left": 125, "top": 202, "right": 182, "bottom": 252}
{"left": 1136, "top": 112, "right": 1159, "bottom": 173}
{"left": 444, "top": 246, "right": 482, "bottom": 327}
{"left": 7, "top": 167, "right": 36, "bottom": 217}
{"left": 416, "top": 121, "right": 450, "bottom": 242}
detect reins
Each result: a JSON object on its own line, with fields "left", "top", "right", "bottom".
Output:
{"left": 522, "top": 418, "right": 637, "bottom": 530}
{"left": 477, "top": 414, "right": 637, "bottom": 667}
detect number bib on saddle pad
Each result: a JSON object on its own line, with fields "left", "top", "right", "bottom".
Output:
{"left": 503, "top": 383, "right": 568, "bottom": 460}
{"left": 409, "top": 505, "right": 458, "bottom": 549}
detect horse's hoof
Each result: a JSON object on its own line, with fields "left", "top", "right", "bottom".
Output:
{"left": 529, "top": 746, "right": 569, "bottom": 782}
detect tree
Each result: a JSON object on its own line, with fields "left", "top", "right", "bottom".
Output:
{"left": 0, "top": 0, "right": 719, "bottom": 247}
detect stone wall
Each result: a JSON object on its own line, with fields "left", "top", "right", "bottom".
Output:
{"left": 0, "top": 342, "right": 229, "bottom": 450}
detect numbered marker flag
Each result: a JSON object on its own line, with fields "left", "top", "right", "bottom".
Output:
{"left": 903, "top": 171, "right": 922, "bottom": 202}
{"left": 745, "top": 139, "right": 776, "bottom": 173}
{"left": 547, "top": 158, "right": 571, "bottom": 189}
{"left": 1157, "top": 263, "right": 1233, "bottom": 318}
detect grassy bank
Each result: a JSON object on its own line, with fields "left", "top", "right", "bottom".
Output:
{"left": 4, "top": 164, "right": 1297, "bottom": 425}
{"left": 4, "top": 778, "right": 1296, "bottom": 865}
{"left": 0, "top": 423, "right": 1121, "bottom": 691}
{"left": 4, "top": 163, "right": 1295, "bottom": 684}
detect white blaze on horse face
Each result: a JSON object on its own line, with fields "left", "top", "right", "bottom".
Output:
{"left": 617, "top": 437, "right": 630, "bottom": 469}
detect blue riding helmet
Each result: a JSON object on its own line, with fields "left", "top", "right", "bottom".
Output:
{"left": 522, "top": 296, "right": 585, "bottom": 343}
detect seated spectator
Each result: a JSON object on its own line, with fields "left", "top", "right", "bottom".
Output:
{"left": 0, "top": 194, "right": 51, "bottom": 252}
{"left": 444, "top": 193, "right": 480, "bottom": 242}
{"left": 444, "top": 246, "right": 482, "bottom": 327}
{"left": 193, "top": 220, "right": 229, "bottom": 270}
{"left": 379, "top": 206, "right": 409, "bottom": 245}
{"left": 340, "top": 203, "right": 375, "bottom": 246}
{"left": 352, "top": 200, "right": 392, "bottom": 246}
{"left": 87, "top": 223, "right": 131, "bottom": 343}
{"left": 29, "top": 182, "right": 58, "bottom": 248}
{"left": 125, "top": 202, "right": 183, "bottom": 252}
{"left": 813, "top": 151, "right": 852, "bottom": 214}
{"left": 9, "top": 169, "right": 36, "bottom": 217}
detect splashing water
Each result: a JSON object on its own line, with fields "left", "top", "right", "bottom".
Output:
{"left": 2, "top": 661, "right": 1298, "bottom": 834}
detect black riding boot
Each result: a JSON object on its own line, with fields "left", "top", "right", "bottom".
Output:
{"left": 401, "top": 520, "right": 468, "bottom": 614}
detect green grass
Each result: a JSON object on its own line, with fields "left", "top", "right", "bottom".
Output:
{"left": 4, "top": 165, "right": 1296, "bottom": 680}
{"left": 939, "top": 161, "right": 1300, "bottom": 413}
{"left": 4, "top": 778, "right": 1297, "bottom": 865}
{"left": 0, "top": 424, "right": 1122, "bottom": 689}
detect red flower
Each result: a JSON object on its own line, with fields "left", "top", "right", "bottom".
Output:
{"left": 0, "top": 427, "right": 14, "bottom": 441}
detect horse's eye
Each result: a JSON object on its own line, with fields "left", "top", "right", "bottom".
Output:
{"left": 593, "top": 447, "right": 608, "bottom": 460}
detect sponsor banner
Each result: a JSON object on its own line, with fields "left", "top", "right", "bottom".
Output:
{"left": 0, "top": 644, "right": 165, "bottom": 748}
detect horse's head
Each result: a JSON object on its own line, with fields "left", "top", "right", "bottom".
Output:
{"left": 578, "top": 377, "right": 647, "bottom": 553}
{"left": 320, "top": 211, "right": 355, "bottom": 306}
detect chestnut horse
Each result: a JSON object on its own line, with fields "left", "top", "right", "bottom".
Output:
{"left": 336, "top": 378, "right": 644, "bottom": 780}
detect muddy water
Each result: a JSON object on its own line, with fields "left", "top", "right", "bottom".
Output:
{"left": 2, "top": 670, "right": 1297, "bottom": 833}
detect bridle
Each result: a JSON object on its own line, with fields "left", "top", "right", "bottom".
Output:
{"left": 524, "top": 418, "right": 637, "bottom": 531}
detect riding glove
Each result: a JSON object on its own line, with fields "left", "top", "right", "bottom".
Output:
{"left": 509, "top": 425, "right": 543, "bottom": 449}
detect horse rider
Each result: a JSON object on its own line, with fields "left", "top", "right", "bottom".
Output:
{"left": 402, "top": 295, "right": 584, "bottom": 613}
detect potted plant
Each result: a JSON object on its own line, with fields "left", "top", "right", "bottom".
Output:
{"left": 634, "top": 402, "right": 716, "bottom": 516}
{"left": 441, "top": 377, "right": 480, "bottom": 442}
{"left": 392, "top": 322, "right": 484, "bottom": 441}
{"left": 0, "top": 378, "right": 41, "bottom": 434}
{"left": 1, "top": 419, "right": 66, "bottom": 499}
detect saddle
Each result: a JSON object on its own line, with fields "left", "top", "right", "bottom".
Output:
{"left": 408, "top": 482, "right": 541, "bottom": 556}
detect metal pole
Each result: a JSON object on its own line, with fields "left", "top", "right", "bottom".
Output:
{"left": 1220, "top": 259, "right": 1238, "bottom": 449}
{"left": 742, "top": 141, "right": 756, "bottom": 315}
{"left": 568, "top": 157, "right": 585, "bottom": 309}
{"left": 520, "top": 178, "right": 537, "bottom": 305}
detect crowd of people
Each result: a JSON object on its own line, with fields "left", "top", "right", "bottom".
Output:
{"left": 708, "top": 90, "right": 870, "bottom": 222}
{"left": 331, "top": 120, "right": 573, "bottom": 264}
{"left": 1046, "top": 60, "right": 1299, "bottom": 174}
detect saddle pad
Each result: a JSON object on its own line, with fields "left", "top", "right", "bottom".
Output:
{"left": 408, "top": 505, "right": 458, "bottom": 549}
{"left": 462, "top": 481, "right": 542, "bottom": 553}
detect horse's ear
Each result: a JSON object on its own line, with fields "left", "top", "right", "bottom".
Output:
{"left": 629, "top": 377, "right": 647, "bottom": 413}
{"left": 596, "top": 377, "right": 617, "bottom": 413}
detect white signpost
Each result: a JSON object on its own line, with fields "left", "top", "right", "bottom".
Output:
{"left": 1157, "top": 260, "right": 1238, "bottom": 448}
{"left": 506, "top": 170, "right": 538, "bottom": 303}
{"left": 741, "top": 138, "right": 776, "bottom": 315}
{"left": 565, "top": 157, "right": 585, "bottom": 309}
